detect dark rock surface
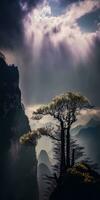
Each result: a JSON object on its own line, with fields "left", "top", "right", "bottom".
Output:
{"left": 0, "top": 54, "right": 38, "bottom": 200}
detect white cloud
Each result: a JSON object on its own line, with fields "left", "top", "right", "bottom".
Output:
{"left": 65, "top": 0, "right": 100, "bottom": 24}
{"left": 73, "top": 108, "right": 100, "bottom": 127}
{"left": 22, "top": 0, "right": 100, "bottom": 65}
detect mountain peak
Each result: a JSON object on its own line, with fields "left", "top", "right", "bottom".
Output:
{"left": 38, "top": 149, "right": 51, "bottom": 169}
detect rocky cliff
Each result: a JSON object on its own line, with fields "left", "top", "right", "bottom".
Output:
{"left": 0, "top": 54, "right": 38, "bottom": 200}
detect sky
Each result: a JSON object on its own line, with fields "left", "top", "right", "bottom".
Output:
{"left": 0, "top": 0, "right": 100, "bottom": 106}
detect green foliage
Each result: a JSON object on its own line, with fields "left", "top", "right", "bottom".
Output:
{"left": 19, "top": 127, "right": 53, "bottom": 146}
{"left": 20, "top": 131, "right": 37, "bottom": 146}
{"left": 20, "top": 129, "right": 41, "bottom": 146}
{"left": 33, "top": 92, "right": 91, "bottom": 121}
{"left": 52, "top": 92, "right": 89, "bottom": 108}
{"left": 67, "top": 162, "right": 96, "bottom": 183}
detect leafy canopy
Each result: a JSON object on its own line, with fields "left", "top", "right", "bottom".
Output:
{"left": 32, "top": 92, "right": 91, "bottom": 124}
{"left": 19, "top": 127, "right": 54, "bottom": 146}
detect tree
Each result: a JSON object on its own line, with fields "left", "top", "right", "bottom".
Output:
{"left": 20, "top": 129, "right": 42, "bottom": 146}
{"left": 53, "top": 92, "right": 92, "bottom": 168}
{"left": 32, "top": 92, "right": 92, "bottom": 176}
{"left": 32, "top": 105, "right": 66, "bottom": 177}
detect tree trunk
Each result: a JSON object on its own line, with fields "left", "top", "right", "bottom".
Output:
{"left": 66, "top": 126, "right": 70, "bottom": 168}
{"left": 71, "top": 149, "right": 75, "bottom": 167}
{"left": 60, "top": 120, "right": 65, "bottom": 178}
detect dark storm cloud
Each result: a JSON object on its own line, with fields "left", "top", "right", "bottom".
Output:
{"left": 0, "top": 0, "right": 43, "bottom": 49}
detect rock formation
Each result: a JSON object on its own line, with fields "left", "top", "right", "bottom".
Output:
{"left": 0, "top": 54, "right": 38, "bottom": 200}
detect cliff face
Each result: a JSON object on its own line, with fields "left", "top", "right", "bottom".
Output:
{"left": 0, "top": 56, "right": 30, "bottom": 152}
{"left": 0, "top": 58, "right": 20, "bottom": 117}
{"left": 0, "top": 56, "right": 38, "bottom": 200}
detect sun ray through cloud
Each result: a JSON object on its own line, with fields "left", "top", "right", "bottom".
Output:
{"left": 23, "top": 0, "right": 100, "bottom": 64}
